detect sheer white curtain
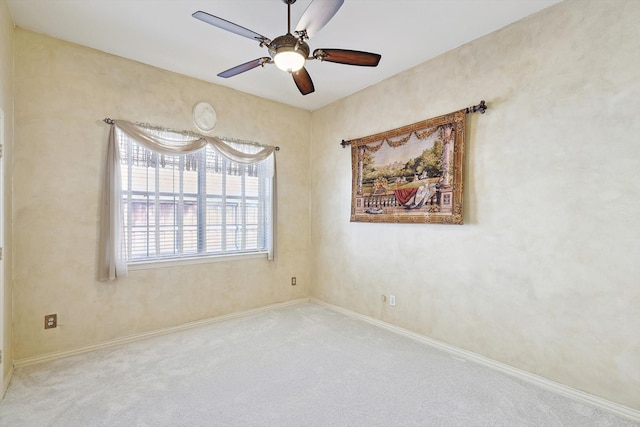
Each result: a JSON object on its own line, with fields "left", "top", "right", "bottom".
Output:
{"left": 98, "top": 120, "right": 277, "bottom": 281}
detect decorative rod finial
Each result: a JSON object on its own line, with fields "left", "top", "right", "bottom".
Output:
{"left": 465, "top": 100, "right": 487, "bottom": 115}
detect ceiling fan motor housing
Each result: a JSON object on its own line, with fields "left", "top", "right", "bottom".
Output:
{"left": 270, "top": 34, "right": 310, "bottom": 58}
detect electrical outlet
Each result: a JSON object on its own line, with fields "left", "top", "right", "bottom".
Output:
{"left": 291, "top": 277, "right": 296, "bottom": 286}
{"left": 389, "top": 295, "right": 396, "bottom": 307}
{"left": 44, "top": 314, "right": 57, "bottom": 329}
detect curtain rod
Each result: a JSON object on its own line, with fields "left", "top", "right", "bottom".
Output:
{"left": 339, "top": 100, "right": 487, "bottom": 148}
{"left": 102, "top": 118, "right": 280, "bottom": 151}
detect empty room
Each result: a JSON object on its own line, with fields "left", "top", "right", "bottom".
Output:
{"left": 0, "top": 0, "right": 638, "bottom": 425}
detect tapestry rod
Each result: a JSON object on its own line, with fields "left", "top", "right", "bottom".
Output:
{"left": 339, "top": 100, "right": 487, "bottom": 148}
{"left": 102, "top": 118, "right": 280, "bottom": 151}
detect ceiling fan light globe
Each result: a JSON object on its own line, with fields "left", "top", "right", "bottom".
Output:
{"left": 274, "top": 50, "right": 306, "bottom": 72}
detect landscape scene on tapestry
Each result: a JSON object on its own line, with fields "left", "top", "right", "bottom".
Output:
{"left": 351, "top": 116, "right": 463, "bottom": 223}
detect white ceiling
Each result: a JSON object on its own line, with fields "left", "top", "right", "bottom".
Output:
{"left": 7, "top": 0, "right": 561, "bottom": 111}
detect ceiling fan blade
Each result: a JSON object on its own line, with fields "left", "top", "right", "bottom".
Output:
{"left": 193, "top": 11, "right": 267, "bottom": 43}
{"left": 314, "top": 49, "right": 381, "bottom": 67}
{"left": 292, "top": 67, "right": 315, "bottom": 95}
{"left": 218, "top": 58, "right": 271, "bottom": 78}
{"left": 295, "top": 0, "right": 344, "bottom": 39}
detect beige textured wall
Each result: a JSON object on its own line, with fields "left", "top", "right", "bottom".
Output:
{"left": 13, "top": 29, "right": 311, "bottom": 360}
{"left": 310, "top": 0, "right": 640, "bottom": 410}
{"left": 0, "top": 0, "right": 14, "bottom": 391}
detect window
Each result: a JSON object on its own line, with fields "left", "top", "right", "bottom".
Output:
{"left": 116, "top": 128, "right": 273, "bottom": 263}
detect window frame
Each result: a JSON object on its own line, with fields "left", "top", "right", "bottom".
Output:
{"left": 118, "top": 130, "right": 272, "bottom": 267}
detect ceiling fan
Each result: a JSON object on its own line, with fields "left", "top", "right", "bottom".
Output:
{"left": 192, "top": 0, "right": 381, "bottom": 95}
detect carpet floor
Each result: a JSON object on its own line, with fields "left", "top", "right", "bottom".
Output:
{"left": 0, "top": 302, "right": 637, "bottom": 426}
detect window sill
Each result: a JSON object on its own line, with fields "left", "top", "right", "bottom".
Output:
{"left": 128, "top": 252, "right": 268, "bottom": 271}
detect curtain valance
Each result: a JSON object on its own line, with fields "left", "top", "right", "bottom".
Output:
{"left": 98, "top": 120, "right": 277, "bottom": 282}
{"left": 113, "top": 120, "right": 277, "bottom": 162}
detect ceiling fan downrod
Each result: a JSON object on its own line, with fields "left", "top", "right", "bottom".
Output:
{"left": 283, "top": 0, "right": 297, "bottom": 34}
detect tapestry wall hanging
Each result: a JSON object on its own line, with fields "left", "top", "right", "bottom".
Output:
{"left": 348, "top": 109, "right": 467, "bottom": 224}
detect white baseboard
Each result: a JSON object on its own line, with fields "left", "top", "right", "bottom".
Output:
{"left": 14, "top": 298, "right": 311, "bottom": 368}
{"left": 2, "top": 365, "right": 13, "bottom": 400}
{"left": 311, "top": 298, "right": 640, "bottom": 423}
